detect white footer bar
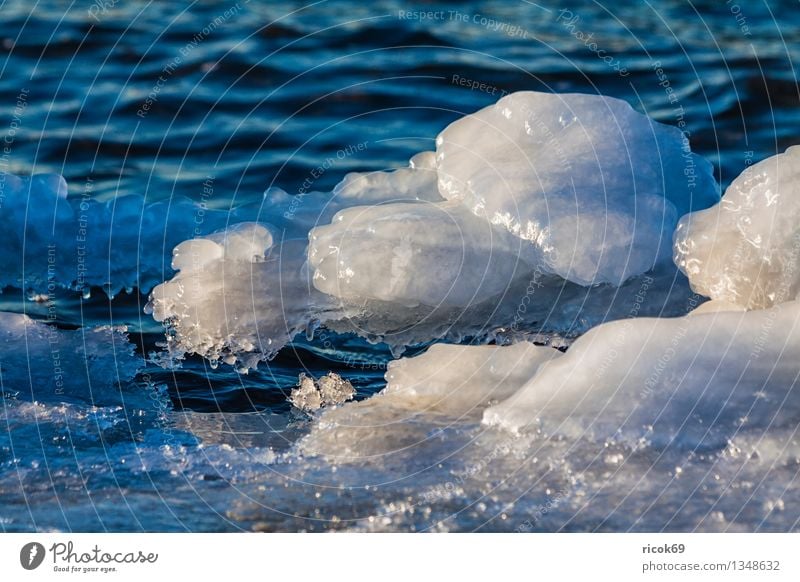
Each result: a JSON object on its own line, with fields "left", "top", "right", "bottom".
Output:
{"left": 1, "top": 533, "right": 796, "bottom": 581}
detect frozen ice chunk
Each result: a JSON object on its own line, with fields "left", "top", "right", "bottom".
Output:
{"left": 290, "top": 374, "right": 324, "bottom": 411}
{"left": 146, "top": 224, "right": 342, "bottom": 369}
{"left": 147, "top": 160, "right": 493, "bottom": 367}
{"left": 436, "top": 91, "right": 719, "bottom": 285}
{"left": 317, "top": 372, "right": 356, "bottom": 404}
{"left": 151, "top": 215, "right": 701, "bottom": 368}
{"left": 196, "top": 222, "right": 274, "bottom": 264}
{"left": 0, "top": 312, "right": 141, "bottom": 404}
{"left": 289, "top": 372, "right": 355, "bottom": 412}
{"left": 309, "top": 200, "right": 538, "bottom": 307}
{"left": 674, "top": 146, "right": 800, "bottom": 309}
{"left": 484, "top": 301, "right": 800, "bottom": 450}
{"left": 152, "top": 217, "right": 700, "bottom": 367}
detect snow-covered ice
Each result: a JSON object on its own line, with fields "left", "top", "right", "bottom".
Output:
{"left": 147, "top": 228, "right": 339, "bottom": 369}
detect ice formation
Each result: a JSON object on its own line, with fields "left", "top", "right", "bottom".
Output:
{"left": 480, "top": 143, "right": 800, "bottom": 440}
{"left": 4, "top": 128, "right": 799, "bottom": 532}
{"left": 484, "top": 301, "right": 800, "bottom": 448}
{"left": 674, "top": 146, "right": 800, "bottom": 309}
{"left": 290, "top": 372, "right": 355, "bottom": 412}
{"left": 280, "top": 138, "right": 800, "bottom": 530}
{"left": 437, "top": 91, "right": 719, "bottom": 285}
{"left": 289, "top": 299, "right": 799, "bottom": 530}
{"left": 381, "top": 341, "right": 559, "bottom": 416}
{"left": 147, "top": 91, "right": 718, "bottom": 368}
{"left": 0, "top": 312, "right": 141, "bottom": 404}
{"left": 308, "top": 200, "right": 538, "bottom": 307}
{"left": 264, "top": 150, "right": 443, "bottom": 237}
{"left": 146, "top": 226, "right": 343, "bottom": 367}
{"left": 300, "top": 298, "right": 800, "bottom": 456}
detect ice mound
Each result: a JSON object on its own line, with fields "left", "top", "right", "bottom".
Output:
{"left": 0, "top": 172, "right": 253, "bottom": 296}
{"left": 146, "top": 225, "right": 347, "bottom": 369}
{"left": 146, "top": 157, "right": 458, "bottom": 366}
{"left": 484, "top": 300, "right": 800, "bottom": 449}
{"left": 152, "top": 212, "right": 698, "bottom": 366}
{"left": 381, "top": 341, "right": 560, "bottom": 417}
{"left": 0, "top": 312, "right": 141, "bottom": 404}
{"left": 308, "top": 200, "right": 538, "bottom": 307}
{"left": 149, "top": 91, "right": 715, "bottom": 368}
{"left": 300, "top": 342, "right": 558, "bottom": 458}
{"left": 437, "top": 91, "right": 718, "bottom": 285}
{"left": 674, "top": 146, "right": 800, "bottom": 309}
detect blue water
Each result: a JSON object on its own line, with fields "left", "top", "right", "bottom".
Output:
{"left": 1, "top": 0, "right": 799, "bottom": 531}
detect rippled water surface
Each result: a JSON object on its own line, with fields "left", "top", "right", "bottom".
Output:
{"left": 1, "top": 0, "right": 799, "bottom": 531}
